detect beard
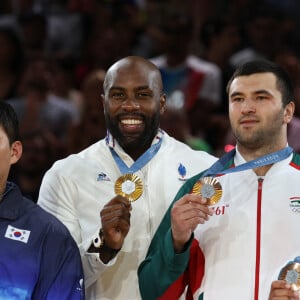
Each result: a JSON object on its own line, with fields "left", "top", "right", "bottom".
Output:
{"left": 105, "top": 111, "right": 160, "bottom": 152}
{"left": 231, "top": 109, "right": 285, "bottom": 149}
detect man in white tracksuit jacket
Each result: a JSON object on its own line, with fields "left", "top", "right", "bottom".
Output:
{"left": 37, "top": 56, "right": 217, "bottom": 299}
{"left": 138, "top": 60, "right": 300, "bottom": 300}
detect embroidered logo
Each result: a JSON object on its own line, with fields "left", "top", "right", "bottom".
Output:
{"left": 76, "top": 278, "right": 84, "bottom": 294}
{"left": 289, "top": 197, "right": 300, "bottom": 214}
{"left": 5, "top": 225, "right": 31, "bottom": 243}
{"left": 97, "top": 172, "right": 111, "bottom": 181}
{"left": 178, "top": 163, "right": 187, "bottom": 181}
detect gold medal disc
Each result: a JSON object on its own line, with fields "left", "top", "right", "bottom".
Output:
{"left": 192, "top": 177, "right": 222, "bottom": 205}
{"left": 114, "top": 174, "right": 143, "bottom": 202}
{"left": 279, "top": 262, "right": 300, "bottom": 291}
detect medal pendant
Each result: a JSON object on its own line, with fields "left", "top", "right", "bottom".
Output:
{"left": 192, "top": 176, "right": 223, "bottom": 205}
{"left": 114, "top": 174, "right": 143, "bottom": 202}
{"left": 279, "top": 261, "right": 300, "bottom": 291}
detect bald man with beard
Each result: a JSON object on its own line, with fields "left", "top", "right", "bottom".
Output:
{"left": 38, "top": 56, "right": 217, "bottom": 299}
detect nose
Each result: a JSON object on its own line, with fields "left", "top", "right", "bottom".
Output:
{"left": 121, "top": 96, "right": 140, "bottom": 111}
{"left": 241, "top": 99, "right": 256, "bottom": 114}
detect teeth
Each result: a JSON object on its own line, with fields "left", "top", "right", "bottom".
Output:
{"left": 121, "top": 119, "right": 142, "bottom": 125}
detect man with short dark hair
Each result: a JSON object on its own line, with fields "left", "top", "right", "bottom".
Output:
{"left": 138, "top": 60, "right": 300, "bottom": 300}
{"left": 0, "top": 101, "right": 84, "bottom": 299}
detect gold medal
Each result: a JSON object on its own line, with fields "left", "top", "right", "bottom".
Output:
{"left": 192, "top": 177, "right": 222, "bottom": 205}
{"left": 114, "top": 174, "right": 143, "bottom": 202}
{"left": 279, "top": 261, "right": 300, "bottom": 291}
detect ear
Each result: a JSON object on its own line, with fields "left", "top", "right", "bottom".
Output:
{"left": 160, "top": 94, "right": 166, "bottom": 114}
{"left": 284, "top": 101, "right": 295, "bottom": 124}
{"left": 10, "top": 141, "right": 23, "bottom": 165}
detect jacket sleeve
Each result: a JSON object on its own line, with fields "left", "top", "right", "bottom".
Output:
{"left": 138, "top": 228, "right": 192, "bottom": 300}
{"left": 32, "top": 223, "right": 85, "bottom": 299}
{"left": 37, "top": 167, "right": 112, "bottom": 288}
{"left": 138, "top": 172, "right": 204, "bottom": 300}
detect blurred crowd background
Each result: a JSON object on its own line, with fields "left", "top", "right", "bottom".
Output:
{"left": 2, "top": 0, "right": 300, "bottom": 202}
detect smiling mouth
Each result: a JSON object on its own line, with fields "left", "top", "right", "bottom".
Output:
{"left": 121, "top": 119, "right": 142, "bottom": 125}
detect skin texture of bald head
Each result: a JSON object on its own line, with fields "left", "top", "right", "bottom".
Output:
{"left": 103, "top": 56, "right": 163, "bottom": 94}
{"left": 102, "top": 56, "right": 166, "bottom": 160}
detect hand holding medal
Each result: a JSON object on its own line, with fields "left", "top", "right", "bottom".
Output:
{"left": 94, "top": 195, "right": 132, "bottom": 263}
{"left": 278, "top": 257, "right": 300, "bottom": 291}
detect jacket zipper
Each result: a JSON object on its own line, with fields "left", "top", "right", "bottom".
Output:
{"left": 254, "top": 177, "right": 264, "bottom": 300}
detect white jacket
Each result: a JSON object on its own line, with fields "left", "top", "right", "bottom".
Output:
{"left": 38, "top": 130, "right": 217, "bottom": 300}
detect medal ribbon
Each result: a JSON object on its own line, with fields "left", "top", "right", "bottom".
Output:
{"left": 202, "top": 146, "right": 293, "bottom": 177}
{"left": 108, "top": 137, "right": 163, "bottom": 174}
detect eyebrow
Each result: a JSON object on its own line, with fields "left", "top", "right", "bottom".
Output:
{"left": 253, "top": 89, "right": 272, "bottom": 95}
{"left": 109, "top": 86, "right": 124, "bottom": 91}
{"left": 230, "top": 91, "right": 243, "bottom": 98}
{"left": 135, "top": 86, "right": 150, "bottom": 91}
{"left": 110, "top": 85, "right": 150, "bottom": 90}
{"left": 230, "top": 89, "right": 272, "bottom": 97}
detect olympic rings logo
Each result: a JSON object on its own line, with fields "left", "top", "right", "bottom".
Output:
{"left": 290, "top": 206, "right": 300, "bottom": 213}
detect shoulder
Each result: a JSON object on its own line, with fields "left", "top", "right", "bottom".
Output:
{"left": 20, "top": 196, "right": 74, "bottom": 241}
{"left": 48, "top": 140, "right": 106, "bottom": 174}
{"left": 161, "top": 132, "right": 217, "bottom": 163}
{"left": 41, "top": 210, "right": 68, "bottom": 234}
{"left": 162, "top": 132, "right": 211, "bottom": 153}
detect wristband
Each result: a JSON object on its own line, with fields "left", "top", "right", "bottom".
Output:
{"left": 92, "top": 229, "right": 104, "bottom": 248}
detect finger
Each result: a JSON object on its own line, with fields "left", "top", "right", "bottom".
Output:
{"left": 105, "top": 196, "right": 132, "bottom": 209}
{"left": 172, "top": 201, "right": 212, "bottom": 221}
{"left": 103, "top": 227, "right": 125, "bottom": 249}
{"left": 269, "top": 281, "right": 299, "bottom": 299}
{"left": 179, "top": 215, "right": 209, "bottom": 230}
{"left": 115, "top": 218, "right": 130, "bottom": 235}
{"left": 101, "top": 200, "right": 131, "bottom": 217}
{"left": 174, "top": 194, "right": 213, "bottom": 215}
{"left": 271, "top": 280, "right": 290, "bottom": 289}
{"left": 103, "top": 218, "right": 131, "bottom": 249}
{"left": 175, "top": 207, "right": 211, "bottom": 224}
{"left": 114, "top": 195, "right": 132, "bottom": 210}
{"left": 101, "top": 207, "right": 131, "bottom": 224}
{"left": 176, "top": 194, "right": 205, "bottom": 205}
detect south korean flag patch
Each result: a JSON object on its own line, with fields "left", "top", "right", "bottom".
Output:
{"left": 5, "top": 225, "right": 31, "bottom": 243}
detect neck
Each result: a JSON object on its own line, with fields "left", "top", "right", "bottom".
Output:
{"left": 125, "top": 144, "right": 150, "bottom": 161}
{"left": 237, "top": 143, "right": 287, "bottom": 161}
{"left": 111, "top": 131, "right": 159, "bottom": 162}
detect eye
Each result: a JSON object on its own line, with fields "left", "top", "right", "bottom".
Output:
{"left": 256, "top": 95, "right": 267, "bottom": 101}
{"left": 231, "top": 96, "right": 243, "bottom": 102}
{"left": 111, "top": 92, "right": 125, "bottom": 99}
{"left": 137, "top": 92, "right": 152, "bottom": 98}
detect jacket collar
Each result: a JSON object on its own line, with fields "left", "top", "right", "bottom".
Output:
{"left": 0, "top": 182, "right": 23, "bottom": 220}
